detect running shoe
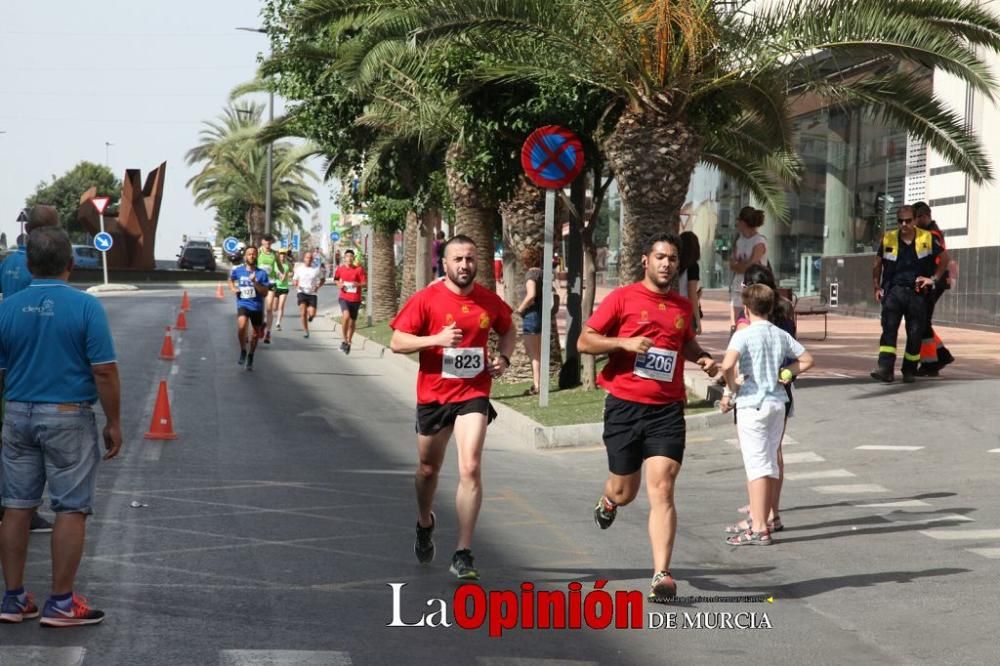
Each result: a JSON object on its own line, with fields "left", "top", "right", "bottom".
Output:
{"left": 39, "top": 594, "right": 105, "bottom": 627}
{"left": 449, "top": 549, "right": 479, "bottom": 581}
{"left": 414, "top": 512, "right": 436, "bottom": 564}
{"left": 648, "top": 571, "right": 677, "bottom": 603}
{"left": 238, "top": 350, "right": 247, "bottom": 365}
{"left": 303, "top": 331, "right": 310, "bottom": 339}
{"left": 343, "top": 343, "right": 351, "bottom": 355}
{"left": 0, "top": 592, "right": 39, "bottom": 623}
{"left": 593, "top": 496, "right": 617, "bottom": 529}
{"left": 275, "top": 322, "right": 282, "bottom": 331}
{"left": 246, "top": 354, "right": 254, "bottom": 371}
{"left": 308, "top": 315, "right": 315, "bottom": 323}
{"left": 263, "top": 333, "right": 271, "bottom": 344}
{"left": 30, "top": 514, "right": 53, "bottom": 533}
{"left": 340, "top": 341, "right": 347, "bottom": 352}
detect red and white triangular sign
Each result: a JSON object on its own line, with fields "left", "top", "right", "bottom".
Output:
{"left": 91, "top": 197, "right": 110, "bottom": 214}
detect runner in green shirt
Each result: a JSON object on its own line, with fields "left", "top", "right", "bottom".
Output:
{"left": 272, "top": 248, "right": 293, "bottom": 331}
{"left": 257, "top": 234, "right": 278, "bottom": 343}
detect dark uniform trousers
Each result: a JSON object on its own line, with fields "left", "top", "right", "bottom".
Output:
{"left": 878, "top": 284, "right": 927, "bottom": 374}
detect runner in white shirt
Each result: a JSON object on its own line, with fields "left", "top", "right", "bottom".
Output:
{"left": 293, "top": 250, "right": 325, "bottom": 339}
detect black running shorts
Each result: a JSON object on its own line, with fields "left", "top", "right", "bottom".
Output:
{"left": 297, "top": 293, "right": 318, "bottom": 308}
{"left": 339, "top": 298, "right": 361, "bottom": 320}
{"left": 416, "top": 397, "right": 497, "bottom": 436}
{"left": 237, "top": 307, "right": 264, "bottom": 329}
{"left": 602, "top": 394, "right": 685, "bottom": 474}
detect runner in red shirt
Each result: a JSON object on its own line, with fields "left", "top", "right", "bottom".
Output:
{"left": 578, "top": 232, "right": 718, "bottom": 603}
{"left": 333, "top": 249, "right": 367, "bottom": 354}
{"left": 390, "top": 234, "right": 515, "bottom": 581}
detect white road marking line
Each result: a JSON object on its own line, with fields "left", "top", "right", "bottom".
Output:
{"left": 785, "top": 469, "right": 856, "bottom": 481}
{"left": 811, "top": 484, "right": 888, "bottom": 494}
{"left": 0, "top": 647, "right": 85, "bottom": 666}
{"left": 781, "top": 452, "right": 826, "bottom": 464}
{"left": 856, "top": 500, "right": 931, "bottom": 508}
{"left": 988, "top": 448, "right": 1000, "bottom": 453}
{"left": 782, "top": 436, "right": 799, "bottom": 445}
{"left": 967, "top": 548, "right": 1000, "bottom": 559}
{"left": 920, "top": 528, "right": 1000, "bottom": 540}
{"left": 220, "top": 651, "right": 352, "bottom": 665}
{"left": 171, "top": 365, "right": 180, "bottom": 375}
{"left": 887, "top": 513, "right": 974, "bottom": 526}
{"left": 854, "top": 445, "right": 924, "bottom": 451}
{"left": 476, "top": 657, "right": 598, "bottom": 666}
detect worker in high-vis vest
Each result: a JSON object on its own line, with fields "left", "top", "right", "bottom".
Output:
{"left": 912, "top": 201, "right": 955, "bottom": 376}
{"left": 870, "top": 205, "right": 946, "bottom": 383}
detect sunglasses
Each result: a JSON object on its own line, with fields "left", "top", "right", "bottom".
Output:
{"left": 897, "top": 217, "right": 914, "bottom": 224}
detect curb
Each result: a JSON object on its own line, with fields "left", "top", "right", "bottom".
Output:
{"left": 347, "top": 321, "right": 730, "bottom": 450}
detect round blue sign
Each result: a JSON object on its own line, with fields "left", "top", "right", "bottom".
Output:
{"left": 223, "top": 237, "right": 239, "bottom": 253}
{"left": 94, "top": 232, "right": 114, "bottom": 252}
{"left": 330, "top": 231, "right": 341, "bottom": 242}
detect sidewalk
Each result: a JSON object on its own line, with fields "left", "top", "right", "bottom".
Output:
{"left": 556, "top": 283, "right": 1000, "bottom": 387}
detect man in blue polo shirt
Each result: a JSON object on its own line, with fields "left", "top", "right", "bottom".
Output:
{"left": 0, "top": 226, "right": 121, "bottom": 627}
{"left": 228, "top": 245, "right": 270, "bottom": 371}
{"left": 0, "top": 205, "right": 64, "bottom": 535}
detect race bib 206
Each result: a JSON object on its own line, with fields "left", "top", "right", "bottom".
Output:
{"left": 633, "top": 347, "right": 678, "bottom": 382}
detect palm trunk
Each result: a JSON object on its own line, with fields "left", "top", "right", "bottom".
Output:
{"left": 446, "top": 144, "right": 496, "bottom": 290}
{"left": 246, "top": 205, "right": 265, "bottom": 247}
{"left": 604, "top": 110, "right": 702, "bottom": 282}
{"left": 401, "top": 209, "right": 419, "bottom": 302}
{"left": 371, "top": 229, "right": 398, "bottom": 321}
{"left": 581, "top": 240, "right": 598, "bottom": 389}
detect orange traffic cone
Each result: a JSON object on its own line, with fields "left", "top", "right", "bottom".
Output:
{"left": 175, "top": 309, "right": 188, "bottom": 331}
{"left": 215, "top": 282, "right": 225, "bottom": 299}
{"left": 144, "top": 380, "right": 177, "bottom": 440}
{"left": 158, "top": 326, "right": 176, "bottom": 360}
{"left": 181, "top": 290, "right": 191, "bottom": 311}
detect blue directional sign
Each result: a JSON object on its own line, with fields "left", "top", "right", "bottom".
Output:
{"left": 94, "top": 232, "right": 114, "bottom": 252}
{"left": 330, "top": 231, "right": 341, "bottom": 242}
{"left": 223, "top": 237, "right": 239, "bottom": 254}
{"left": 292, "top": 233, "right": 300, "bottom": 252}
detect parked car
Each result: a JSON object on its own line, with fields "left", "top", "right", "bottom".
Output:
{"left": 72, "top": 245, "right": 101, "bottom": 269}
{"left": 177, "top": 245, "right": 217, "bottom": 271}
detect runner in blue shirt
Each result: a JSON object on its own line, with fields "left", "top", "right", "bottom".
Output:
{"left": 227, "top": 245, "right": 270, "bottom": 371}
{"left": 1, "top": 238, "right": 32, "bottom": 299}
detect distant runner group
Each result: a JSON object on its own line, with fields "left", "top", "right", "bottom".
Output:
{"left": 227, "top": 234, "right": 366, "bottom": 368}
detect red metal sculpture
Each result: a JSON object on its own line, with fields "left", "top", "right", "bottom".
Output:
{"left": 77, "top": 162, "right": 166, "bottom": 270}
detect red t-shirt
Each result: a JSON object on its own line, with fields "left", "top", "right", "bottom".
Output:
{"left": 586, "top": 282, "right": 695, "bottom": 405}
{"left": 390, "top": 280, "right": 513, "bottom": 405}
{"left": 334, "top": 265, "right": 367, "bottom": 303}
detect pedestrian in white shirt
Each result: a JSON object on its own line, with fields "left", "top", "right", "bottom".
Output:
{"left": 293, "top": 251, "right": 325, "bottom": 339}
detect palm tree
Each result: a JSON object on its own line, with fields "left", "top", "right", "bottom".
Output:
{"left": 186, "top": 102, "right": 320, "bottom": 246}
{"left": 365, "top": 0, "right": 1000, "bottom": 279}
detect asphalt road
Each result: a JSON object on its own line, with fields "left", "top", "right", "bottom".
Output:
{"left": 1, "top": 286, "right": 998, "bottom": 665}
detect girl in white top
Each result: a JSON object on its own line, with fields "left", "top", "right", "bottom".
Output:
{"left": 728, "top": 207, "right": 768, "bottom": 331}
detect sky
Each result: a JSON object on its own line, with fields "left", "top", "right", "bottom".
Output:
{"left": 0, "top": 1, "right": 336, "bottom": 259}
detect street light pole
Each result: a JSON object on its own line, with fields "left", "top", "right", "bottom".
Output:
{"left": 237, "top": 26, "right": 274, "bottom": 237}
{"left": 105, "top": 141, "right": 114, "bottom": 167}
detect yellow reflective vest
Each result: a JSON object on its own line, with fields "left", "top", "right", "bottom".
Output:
{"left": 879, "top": 227, "right": 936, "bottom": 288}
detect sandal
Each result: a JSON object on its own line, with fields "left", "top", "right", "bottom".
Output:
{"left": 725, "top": 529, "right": 772, "bottom": 546}
{"left": 725, "top": 519, "right": 752, "bottom": 534}
{"left": 726, "top": 517, "right": 784, "bottom": 533}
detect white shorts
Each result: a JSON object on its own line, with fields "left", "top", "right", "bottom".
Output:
{"left": 736, "top": 401, "right": 786, "bottom": 480}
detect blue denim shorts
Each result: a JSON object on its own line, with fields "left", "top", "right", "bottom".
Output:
{"left": 2, "top": 402, "right": 101, "bottom": 514}
{"left": 522, "top": 310, "right": 542, "bottom": 335}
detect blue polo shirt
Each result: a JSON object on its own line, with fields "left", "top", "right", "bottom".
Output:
{"left": 0, "top": 279, "right": 116, "bottom": 404}
{"left": 1, "top": 248, "right": 32, "bottom": 297}
{"left": 230, "top": 264, "right": 269, "bottom": 311}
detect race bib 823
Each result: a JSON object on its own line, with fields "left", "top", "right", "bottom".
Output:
{"left": 442, "top": 348, "right": 485, "bottom": 379}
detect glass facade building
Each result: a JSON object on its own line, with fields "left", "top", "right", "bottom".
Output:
{"left": 683, "top": 109, "right": 908, "bottom": 295}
